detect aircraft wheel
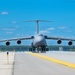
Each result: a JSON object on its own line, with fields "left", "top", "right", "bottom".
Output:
{"left": 29, "top": 48, "right": 32, "bottom": 52}
{"left": 46, "top": 48, "right": 49, "bottom": 51}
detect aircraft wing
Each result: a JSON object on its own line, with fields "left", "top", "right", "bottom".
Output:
{"left": 0, "top": 37, "right": 33, "bottom": 42}
{"left": 46, "top": 36, "right": 75, "bottom": 41}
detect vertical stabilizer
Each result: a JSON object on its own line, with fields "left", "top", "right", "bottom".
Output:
{"left": 24, "top": 20, "right": 52, "bottom": 34}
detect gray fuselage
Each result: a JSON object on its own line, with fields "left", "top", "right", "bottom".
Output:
{"left": 32, "top": 34, "right": 47, "bottom": 47}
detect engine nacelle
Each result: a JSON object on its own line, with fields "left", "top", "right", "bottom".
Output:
{"left": 68, "top": 41, "right": 73, "bottom": 46}
{"left": 31, "top": 36, "right": 34, "bottom": 38}
{"left": 17, "top": 40, "right": 21, "bottom": 44}
{"left": 6, "top": 41, "right": 10, "bottom": 46}
{"left": 44, "top": 36, "right": 47, "bottom": 39}
{"left": 57, "top": 40, "right": 62, "bottom": 44}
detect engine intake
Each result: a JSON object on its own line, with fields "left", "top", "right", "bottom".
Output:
{"left": 17, "top": 40, "right": 21, "bottom": 44}
{"left": 31, "top": 36, "right": 34, "bottom": 38}
{"left": 6, "top": 41, "right": 10, "bottom": 46}
{"left": 44, "top": 36, "right": 47, "bottom": 38}
{"left": 57, "top": 40, "right": 62, "bottom": 44}
{"left": 68, "top": 41, "right": 72, "bottom": 46}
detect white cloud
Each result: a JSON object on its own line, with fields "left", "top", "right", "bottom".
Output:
{"left": 16, "top": 34, "right": 20, "bottom": 36}
{"left": 1, "top": 12, "right": 8, "bottom": 15}
{"left": 2, "top": 28, "right": 16, "bottom": 31}
{"left": 6, "top": 32, "right": 13, "bottom": 34}
{"left": 58, "top": 26, "right": 66, "bottom": 29}
{"left": 39, "top": 30, "right": 49, "bottom": 34}
{"left": 15, "top": 26, "right": 19, "bottom": 28}
{"left": 47, "top": 27, "right": 55, "bottom": 30}
{"left": 39, "top": 27, "right": 55, "bottom": 34}
{"left": 11, "top": 21, "right": 17, "bottom": 24}
{"left": 66, "top": 30, "right": 72, "bottom": 33}
{"left": 36, "top": 27, "right": 55, "bottom": 34}
{"left": 16, "top": 34, "right": 25, "bottom": 37}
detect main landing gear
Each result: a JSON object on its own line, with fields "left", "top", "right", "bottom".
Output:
{"left": 29, "top": 46, "right": 49, "bottom": 53}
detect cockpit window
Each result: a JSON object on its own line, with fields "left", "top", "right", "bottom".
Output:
{"left": 38, "top": 34, "right": 43, "bottom": 36}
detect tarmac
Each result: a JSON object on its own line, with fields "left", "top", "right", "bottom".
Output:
{"left": 41, "top": 51, "right": 75, "bottom": 64}
{"left": 0, "top": 52, "right": 15, "bottom": 75}
{"left": 0, "top": 51, "right": 75, "bottom": 75}
{"left": 13, "top": 51, "right": 75, "bottom": 75}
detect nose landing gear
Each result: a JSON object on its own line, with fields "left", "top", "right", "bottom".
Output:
{"left": 38, "top": 46, "right": 49, "bottom": 53}
{"left": 29, "top": 46, "right": 49, "bottom": 53}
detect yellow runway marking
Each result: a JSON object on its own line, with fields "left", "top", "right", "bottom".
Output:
{"left": 27, "top": 52, "right": 75, "bottom": 69}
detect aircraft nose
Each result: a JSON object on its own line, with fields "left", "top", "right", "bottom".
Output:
{"left": 34, "top": 36, "right": 46, "bottom": 46}
{"left": 37, "top": 37, "right": 43, "bottom": 42}
{"left": 36, "top": 37, "right": 46, "bottom": 44}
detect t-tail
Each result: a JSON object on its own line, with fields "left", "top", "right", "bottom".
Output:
{"left": 24, "top": 20, "right": 52, "bottom": 34}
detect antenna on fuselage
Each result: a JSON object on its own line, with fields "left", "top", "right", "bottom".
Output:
{"left": 24, "top": 20, "right": 52, "bottom": 34}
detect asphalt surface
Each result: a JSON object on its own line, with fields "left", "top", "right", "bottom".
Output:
{"left": 13, "top": 52, "right": 75, "bottom": 75}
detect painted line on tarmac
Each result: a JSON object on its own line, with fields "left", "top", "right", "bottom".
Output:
{"left": 27, "top": 52, "right": 75, "bottom": 69}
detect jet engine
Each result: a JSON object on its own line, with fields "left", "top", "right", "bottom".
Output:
{"left": 68, "top": 41, "right": 72, "bottom": 46}
{"left": 44, "top": 36, "right": 47, "bottom": 39}
{"left": 31, "top": 36, "right": 34, "bottom": 38}
{"left": 6, "top": 41, "right": 10, "bottom": 46}
{"left": 57, "top": 40, "right": 62, "bottom": 44}
{"left": 17, "top": 40, "right": 21, "bottom": 44}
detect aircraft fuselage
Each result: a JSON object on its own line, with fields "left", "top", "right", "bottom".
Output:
{"left": 32, "top": 34, "right": 47, "bottom": 47}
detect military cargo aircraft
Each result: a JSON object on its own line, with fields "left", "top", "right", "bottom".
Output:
{"left": 0, "top": 20, "right": 75, "bottom": 52}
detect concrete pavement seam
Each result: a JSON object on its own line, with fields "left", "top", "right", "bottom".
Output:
{"left": 12, "top": 52, "right": 16, "bottom": 75}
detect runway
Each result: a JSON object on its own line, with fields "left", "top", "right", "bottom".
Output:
{"left": 0, "top": 52, "right": 15, "bottom": 75}
{"left": 13, "top": 52, "right": 75, "bottom": 75}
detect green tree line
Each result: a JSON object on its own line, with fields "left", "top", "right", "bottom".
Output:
{"left": 0, "top": 45, "right": 75, "bottom": 51}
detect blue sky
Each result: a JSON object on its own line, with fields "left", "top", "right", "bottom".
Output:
{"left": 0, "top": 0, "right": 75, "bottom": 45}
